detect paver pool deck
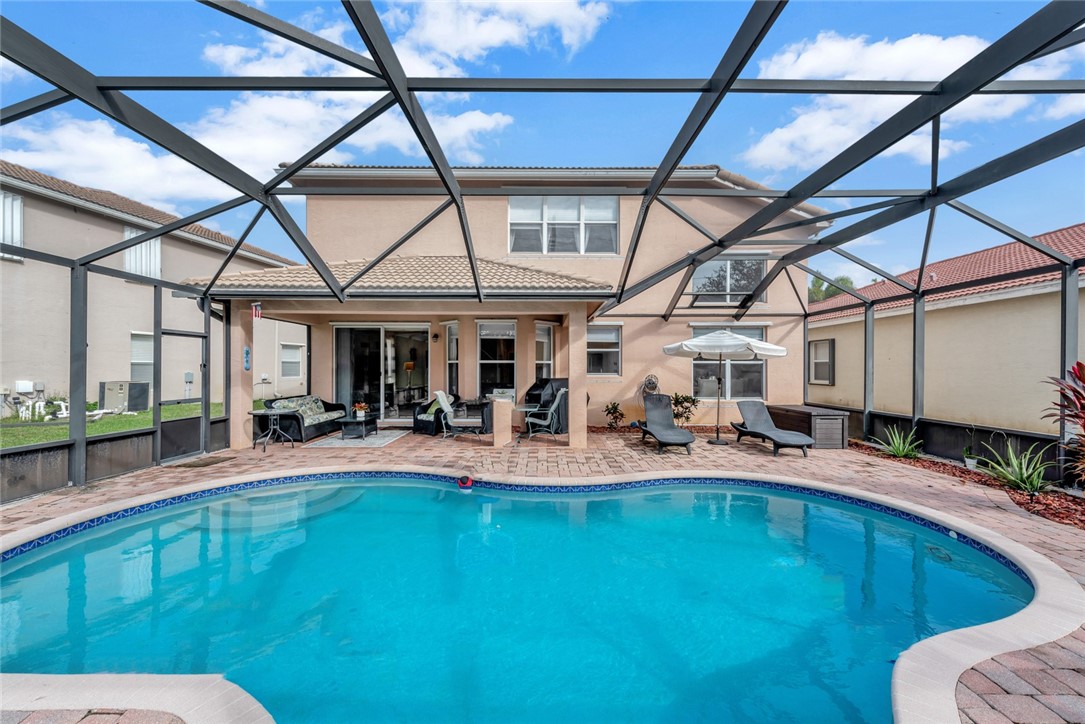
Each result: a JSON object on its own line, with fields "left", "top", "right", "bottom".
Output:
{"left": 2, "top": 431, "right": 1083, "bottom": 723}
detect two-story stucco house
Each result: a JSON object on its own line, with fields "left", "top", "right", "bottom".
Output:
{"left": 0, "top": 160, "right": 307, "bottom": 421}
{"left": 203, "top": 165, "right": 825, "bottom": 448}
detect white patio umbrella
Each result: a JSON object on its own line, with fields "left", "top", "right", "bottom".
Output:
{"left": 663, "top": 329, "right": 787, "bottom": 445}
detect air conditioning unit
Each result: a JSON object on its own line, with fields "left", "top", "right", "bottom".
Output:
{"left": 98, "top": 381, "right": 150, "bottom": 412}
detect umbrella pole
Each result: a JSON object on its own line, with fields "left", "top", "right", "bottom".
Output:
{"left": 708, "top": 355, "right": 728, "bottom": 445}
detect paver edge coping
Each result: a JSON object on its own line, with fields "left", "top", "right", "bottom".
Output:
{"left": 2, "top": 464, "right": 1082, "bottom": 724}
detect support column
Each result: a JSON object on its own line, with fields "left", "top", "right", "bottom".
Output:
{"left": 458, "top": 316, "right": 477, "bottom": 400}
{"left": 515, "top": 317, "right": 535, "bottom": 422}
{"left": 201, "top": 297, "right": 211, "bottom": 453}
{"left": 567, "top": 305, "right": 588, "bottom": 448}
{"left": 802, "top": 314, "right": 809, "bottom": 404}
{"left": 68, "top": 265, "right": 88, "bottom": 487}
{"left": 863, "top": 303, "right": 875, "bottom": 439}
{"left": 152, "top": 286, "right": 162, "bottom": 464}
{"left": 912, "top": 296, "right": 925, "bottom": 426}
{"left": 1060, "top": 266, "right": 1079, "bottom": 472}
{"left": 229, "top": 300, "right": 254, "bottom": 450}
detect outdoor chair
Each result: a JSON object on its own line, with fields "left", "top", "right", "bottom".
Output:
{"left": 436, "top": 390, "right": 484, "bottom": 441}
{"left": 413, "top": 392, "right": 457, "bottom": 435}
{"left": 524, "top": 387, "right": 568, "bottom": 439}
{"left": 640, "top": 393, "right": 695, "bottom": 455}
{"left": 733, "top": 400, "right": 815, "bottom": 457}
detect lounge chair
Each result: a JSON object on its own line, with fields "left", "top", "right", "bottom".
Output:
{"left": 733, "top": 401, "right": 815, "bottom": 457}
{"left": 640, "top": 393, "right": 695, "bottom": 455}
{"left": 436, "top": 390, "right": 484, "bottom": 441}
{"left": 524, "top": 387, "right": 567, "bottom": 439}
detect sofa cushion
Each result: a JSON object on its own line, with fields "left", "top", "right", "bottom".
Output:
{"left": 417, "top": 413, "right": 435, "bottom": 422}
{"left": 306, "top": 410, "right": 345, "bottom": 426}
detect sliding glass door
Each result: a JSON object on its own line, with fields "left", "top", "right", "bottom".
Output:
{"left": 334, "top": 325, "right": 430, "bottom": 420}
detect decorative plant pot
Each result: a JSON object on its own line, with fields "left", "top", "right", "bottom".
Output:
{"left": 964, "top": 457, "right": 979, "bottom": 470}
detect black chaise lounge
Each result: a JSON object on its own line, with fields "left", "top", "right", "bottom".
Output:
{"left": 733, "top": 401, "right": 815, "bottom": 457}
{"left": 640, "top": 393, "right": 695, "bottom": 455}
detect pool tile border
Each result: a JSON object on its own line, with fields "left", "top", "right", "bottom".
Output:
{"left": 0, "top": 470, "right": 1027, "bottom": 582}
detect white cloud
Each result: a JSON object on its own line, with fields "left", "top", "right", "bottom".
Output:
{"left": 4, "top": 1, "right": 608, "bottom": 211}
{"left": 1, "top": 117, "right": 235, "bottom": 214}
{"left": 1, "top": 58, "right": 32, "bottom": 84}
{"left": 1044, "top": 94, "right": 1085, "bottom": 120}
{"left": 742, "top": 31, "right": 1083, "bottom": 172}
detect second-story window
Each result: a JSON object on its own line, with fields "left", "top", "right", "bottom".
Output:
{"left": 690, "top": 258, "right": 766, "bottom": 305}
{"left": 123, "top": 227, "right": 161, "bottom": 279}
{"left": 509, "top": 196, "right": 618, "bottom": 255}
{"left": 1, "top": 191, "right": 24, "bottom": 259}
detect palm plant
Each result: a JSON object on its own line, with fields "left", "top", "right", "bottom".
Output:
{"left": 980, "top": 442, "right": 1055, "bottom": 496}
{"left": 872, "top": 425, "right": 922, "bottom": 458}
{"left": 1044, "top": 361, "right": 1085, "bottom": 485}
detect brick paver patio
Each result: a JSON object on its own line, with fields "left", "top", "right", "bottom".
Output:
{"left": 2, "top": 431, "right": 1083, "bottom": 723}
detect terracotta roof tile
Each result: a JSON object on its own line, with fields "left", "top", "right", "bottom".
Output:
{"left": 186, "top": 256, "right": 613, "bottom": 295}
{"left": 808, "top": 222, "right": 1085, "bottom": 320}
{"left": 0, "top": 160, "right": 297, "bottom": 266}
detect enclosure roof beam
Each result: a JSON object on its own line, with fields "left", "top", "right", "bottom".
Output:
{"left": 749, "top": 196, "right": 914, "bottom": 237}
{"left": 342, "top": 0, "right": 483, "bottom": 302}
{"left": 947, "top": 200, "right": 1073, "bottom": 265}
{"left": 795, "top": 263, "right": 872, "bottom": 303}
{"left": 718, "top": 1, "right": 1085, "bottom": 248}
{"left": 0, "top": 88, "right": 71, "bottom": 125}
{"left": 88, "top": 76, "right": 1085, "bottom": 95}
{"left": 830, "top": 248, "right": 916, "bottom": 292}
{"left": 617, "top": 0, "right": 788, "bottom": 301}
{"left": 734, "top": 117, "right": 1085, "bottom": 319}
{"left": 198, "top": 0, "right": 383, "bottom": 77}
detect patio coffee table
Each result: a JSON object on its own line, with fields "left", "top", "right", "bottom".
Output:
{"left": 340, "top": 412, "right": 379, "bottom": 439}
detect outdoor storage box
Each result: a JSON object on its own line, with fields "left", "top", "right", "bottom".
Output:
{"left": 766, "top": 404, "right": 849, "bottom": 449}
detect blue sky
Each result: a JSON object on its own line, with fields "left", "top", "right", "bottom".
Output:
{"left": 1, "top": 0, "right": 1082, "bottom": 286}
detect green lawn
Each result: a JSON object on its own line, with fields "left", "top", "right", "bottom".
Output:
{"left": 0, "top": 402, "right": 228, "bottom": 450}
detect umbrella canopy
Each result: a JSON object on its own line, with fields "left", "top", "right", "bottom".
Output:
{"left": 663, "top": 329, "right": 787, "bottom": 361}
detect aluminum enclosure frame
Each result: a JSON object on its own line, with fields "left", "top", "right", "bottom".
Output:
{"left": 0, "top": 0, "right": 1083, "bottom": 487}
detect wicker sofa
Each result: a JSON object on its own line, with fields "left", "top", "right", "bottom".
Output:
{"left": 413, "top": 393, "right": 457, "bottom": 435}
{"left": 258, "top": 395, "right": 347, "bottom": 442}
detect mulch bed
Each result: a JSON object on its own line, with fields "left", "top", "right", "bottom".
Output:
{"left": 849, "top": 440, "right": 1085, "bottom": 531}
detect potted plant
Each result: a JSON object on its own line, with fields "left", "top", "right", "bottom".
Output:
{"left": 963, "top": 445, "right": 980, "bottom": 470}
{"left": 353, "top": 402, "right": 369, "bottom": 415}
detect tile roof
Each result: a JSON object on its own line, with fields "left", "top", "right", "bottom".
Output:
{"left": 0, "top": 160, "right": 297, "bottom": 266}
{"left": 808, "top": 222, "right": 1085, "bottom": 321}
{"left": 185, "top": 256, "right": 613, "bottom": 296}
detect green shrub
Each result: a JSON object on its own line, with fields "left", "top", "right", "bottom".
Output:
{"left": 980, "top": 442, "right": 1055, "bottom": 496}
{"left": 873, "top": 425, "right": 922, "bottom": 458}
{"left": 603, "top": 402, "right": 625, "bottom": 430}
{"left": 670, "top": 394, "right": 700, "bottom": 426}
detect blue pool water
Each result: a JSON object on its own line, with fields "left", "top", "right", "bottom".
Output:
{"left": 2, "top": 480, "right": 1031, "bottom": 723}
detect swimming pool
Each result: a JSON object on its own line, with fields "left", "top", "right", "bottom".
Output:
{"left": 1, "top": 474, "right": 1034, "bottom": 722}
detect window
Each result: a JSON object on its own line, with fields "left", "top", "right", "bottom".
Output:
{"left": 809, "top": 339, "right": 835, "bottom": 385}
{"left": 509, "top": 196, "right": 618, "bottom": 255}
{"left": 535, "top": 323, "right": 553, "bottom": 380}
{"left": 1, "top": 191, "right": 23, "bottom": 258}
{"left": 446, "top": 323, "right": 460, "bottom": 397}
{"left": 281, "top": 344, "right": 303, "bottom": 378}
{"left": 478, "top": 322, "right": 516, "bottom": 396}
{"left": 691, "top": 326, "right": 766, "bottom": 400}
{"left": 123, "top": 227, "right": 161, "bottom": 278}
{"left": 130, "top": 333, "right": 153, "bottom": 384}
{"left": 690, "top": 258, "right": 766, "bottom": 305}
{"left": 587, "top": 325, "right": 621, "bottom": 375}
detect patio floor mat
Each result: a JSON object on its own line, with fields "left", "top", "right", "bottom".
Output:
{"left": 304, "top": 430, "right": 410, "bottom": 448}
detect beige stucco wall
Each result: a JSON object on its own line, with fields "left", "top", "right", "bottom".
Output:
{"left": 0, "top": 187, "right": 297, "bottom": 414}
{"left": 808, "top": 284, "right": 1083, "bottom": 434}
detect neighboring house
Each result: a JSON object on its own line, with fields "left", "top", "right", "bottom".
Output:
{"left": 806, "top": 222, "right": 1085, "bottom": 435}
{"left": 0, "top": 160, "right": 307, "bottom": 419}
{"left": 198, "top": 165, "right": 828, "bottom": 446}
